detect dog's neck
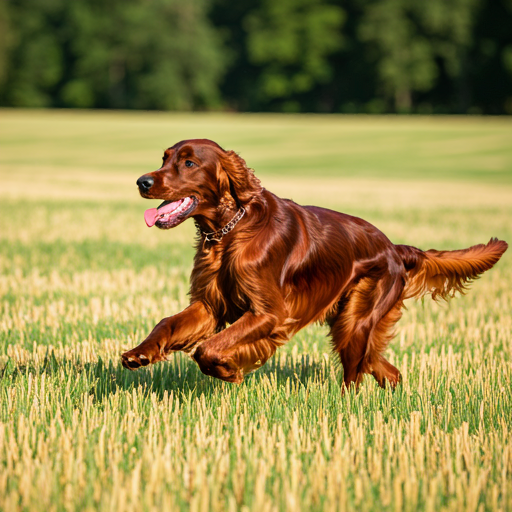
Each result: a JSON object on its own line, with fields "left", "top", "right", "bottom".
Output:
{"left": 195, "top": 206, "right": 246, "bottom": 244}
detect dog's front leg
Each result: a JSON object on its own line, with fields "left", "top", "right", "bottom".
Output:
{"left": 121, "top": 301, "right": 216, "bottom": 370}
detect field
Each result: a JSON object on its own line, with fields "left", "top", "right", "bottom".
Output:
{"left": 1, "top": 109, "right": 511, "bottom": 512}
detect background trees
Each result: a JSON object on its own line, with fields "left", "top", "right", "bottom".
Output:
{"left": 0, "top": 0, "right": 511, "bottom": 114}
{"left": 0, "top": 0, "right": 226, "bottom": 110}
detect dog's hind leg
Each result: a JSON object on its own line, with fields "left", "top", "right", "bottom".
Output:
{"left": 367, "top": 301, "right": 403, "bottom": 388}
{"left": 329, "top": 266, "right": 404, "bottom": 390}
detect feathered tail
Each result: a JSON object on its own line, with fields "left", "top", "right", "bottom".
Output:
{"left": 396, "top": 238, "right": 508, "bottom": 301}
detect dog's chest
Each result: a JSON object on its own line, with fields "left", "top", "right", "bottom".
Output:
{"left": 194, "top": 246, "right": 250, "bottom": 322}
{"left": 215, "top": 262, "right": 249, "bottom": 314}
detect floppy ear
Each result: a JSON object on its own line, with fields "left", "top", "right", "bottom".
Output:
{"left": 217, "top": 150, "right": 262, "bottom": 205}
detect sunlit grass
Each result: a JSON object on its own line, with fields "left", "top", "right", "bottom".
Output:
{"left": 1, "top": 109, "right": 512, "bottom": 182}
{"left": 0, "top": 110, "right": 511, "bottom": 511}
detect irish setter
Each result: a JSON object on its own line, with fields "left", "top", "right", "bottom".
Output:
{"left": 121, "top": 139, "right": 508, "bottom": 389}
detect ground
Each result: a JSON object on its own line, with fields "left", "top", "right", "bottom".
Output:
{"left": 0, "top": 110, "right": 511, "bottom": 511}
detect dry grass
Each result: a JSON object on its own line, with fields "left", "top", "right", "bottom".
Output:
{"left": 0, "top": 110, "right": 511, "bottom": 511}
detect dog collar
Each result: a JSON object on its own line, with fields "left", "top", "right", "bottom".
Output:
{"left": 202, "top": 206, "right": 246, "bottom": 243}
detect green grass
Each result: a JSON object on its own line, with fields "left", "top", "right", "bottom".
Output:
{"left": 0, "top": 109, "right": 511, "bottom": 511}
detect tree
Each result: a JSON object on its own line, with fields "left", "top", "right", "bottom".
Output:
{"left": 0, "top": 0, "right": 227, "bottom": 110}
{"left": 359, "top": 0, "right": 437, "bottom": 111}
{"left": 0, "top": 0, "right": 12, "bottom": 92}
{"left": 244, "top": 0, "right": 345, "bottom": 110}
{"left": 358, "top": 0, "right": 482, "bottom": 112}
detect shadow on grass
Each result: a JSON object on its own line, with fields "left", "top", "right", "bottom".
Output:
{"left": 92, "top": 352, "right": 337, "bottom": 403}
{"left": 0, "top": 350, "right": 339, "bottom": 404}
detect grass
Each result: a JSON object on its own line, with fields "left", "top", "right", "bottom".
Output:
{"left": 0, "top": 109, "right": 511, "bottom": 511}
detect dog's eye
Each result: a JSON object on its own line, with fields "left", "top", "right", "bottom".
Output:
{"left": 185, "top": 160, "right": 195, "bottom": 168}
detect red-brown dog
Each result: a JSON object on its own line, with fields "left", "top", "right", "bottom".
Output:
{"left": 121, "top": 139, "right": 507, "bottom": 388}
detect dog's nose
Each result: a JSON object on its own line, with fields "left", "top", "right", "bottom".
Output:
{"left": 137, "top": 175, "right": 154, "bottom": 192}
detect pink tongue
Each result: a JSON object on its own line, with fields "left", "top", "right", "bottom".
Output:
{"left": 144, "top": 208, "right": 159, "bottom": 227}
{"left": 144, "top": 199, "right": 183, "bottom": 227}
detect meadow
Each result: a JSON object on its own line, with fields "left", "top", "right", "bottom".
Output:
{"left": 0, "top": 109, "right": 511, "bottom": 512}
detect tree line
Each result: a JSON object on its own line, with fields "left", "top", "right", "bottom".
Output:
{"left": 0, "top": 0, "right": 511, "bottom": 114}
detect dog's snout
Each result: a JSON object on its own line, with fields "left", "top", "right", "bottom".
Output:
{"left": 137, "top": 175, "right": 154, "bottom": 192}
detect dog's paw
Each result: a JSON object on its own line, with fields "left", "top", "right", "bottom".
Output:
{"left": 121, "top": 351, "right": 152, "bottom": 370}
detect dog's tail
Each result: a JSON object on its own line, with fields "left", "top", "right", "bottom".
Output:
{"left": 395, "top": 238, "right": 508, "bottom": 301}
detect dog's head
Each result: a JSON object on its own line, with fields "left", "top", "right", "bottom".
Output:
{"left": 137, "top": 139, "right": 262, "bottom": 229}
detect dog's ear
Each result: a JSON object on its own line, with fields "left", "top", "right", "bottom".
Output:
{"left": 217, "top": 150, "right": 262, "bottom": 205}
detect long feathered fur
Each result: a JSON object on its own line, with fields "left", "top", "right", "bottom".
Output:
{"left": 397, "top": 238, "right": 508, "bottom": 301}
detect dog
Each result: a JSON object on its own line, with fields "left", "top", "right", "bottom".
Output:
{"left": 121, "top": 139, "right": 507, "bottom": 388}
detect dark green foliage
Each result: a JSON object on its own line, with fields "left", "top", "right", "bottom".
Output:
{"left": 358, "top": 0, "right": 485, "bottom": 113}
{"left": 213, "top": 0, "right": 512, "bottom": 113}
{"left": 244, "top": 0, "right": 344, "bottom": 111}
{"left": 0, "top": 0, "right": 226, "bottom": 109}
{"left": 0, "top": 0, "right": 511, "bottom": 113}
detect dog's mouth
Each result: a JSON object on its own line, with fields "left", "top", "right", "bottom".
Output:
{"left": 144, "top": 196, "right": 198, "bottom": 229}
